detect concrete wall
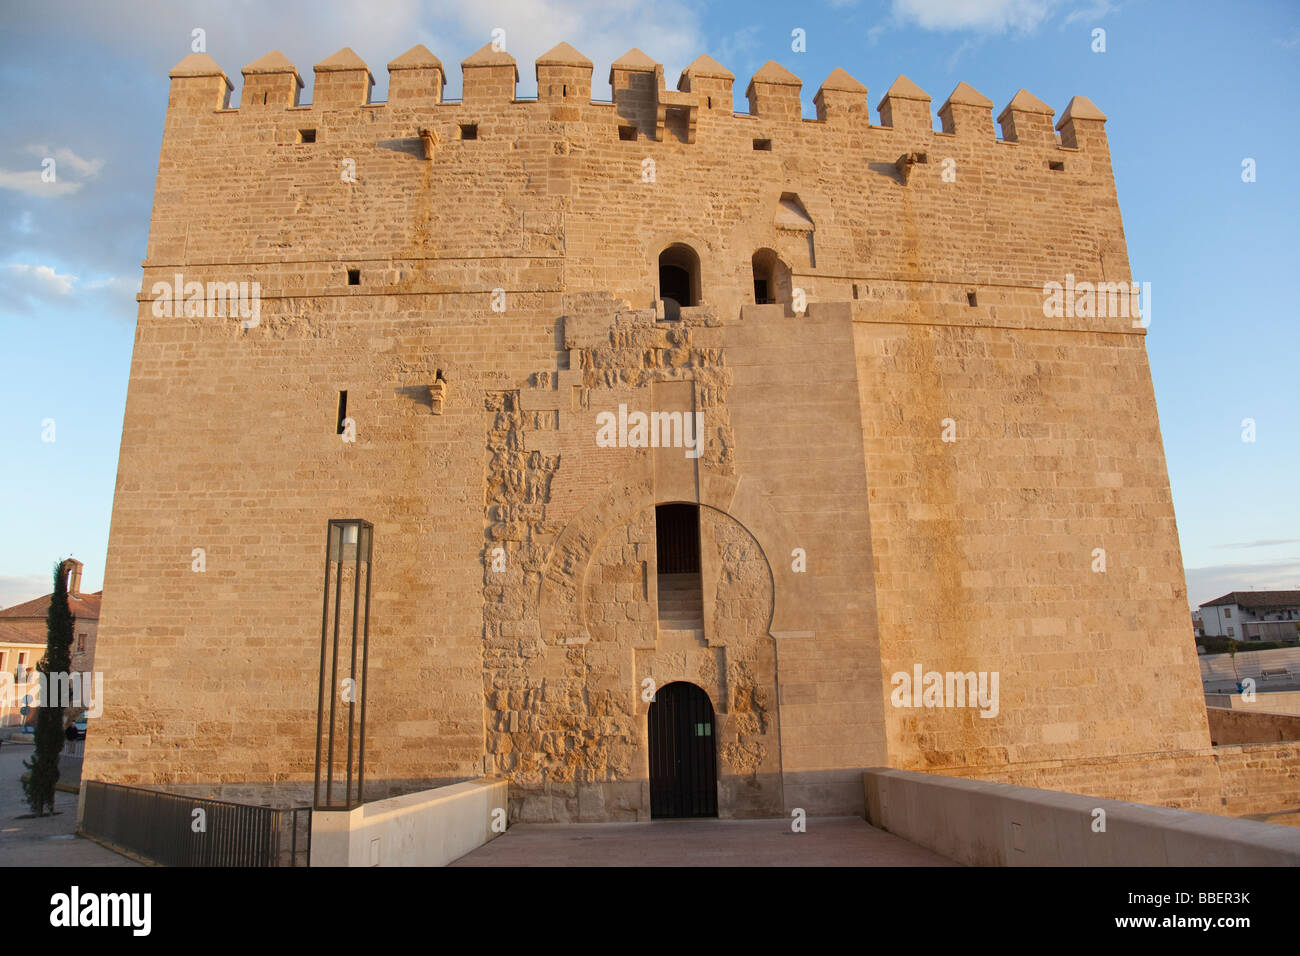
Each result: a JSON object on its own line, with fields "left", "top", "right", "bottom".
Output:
{"left": 310, "top": 778, "right": 507, "bottom": 866}
{"left": 1206, "top": 690, "right": 1300, "bottom": 715}
{"left": 864, "top": 768, "right": 1300, "bottom": 866}
{"left": 1201, "top": 646, "right": 1300, "bottom": 685}
{"left": 1206, "top": 706, "right": 1300, "bottom": 745}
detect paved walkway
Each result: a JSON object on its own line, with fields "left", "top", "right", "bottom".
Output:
{"left": 451, "top": 816, "right": 958, "bottom": 866}
{"left": 0, "top": 740, "right": 138, "bottom": 867}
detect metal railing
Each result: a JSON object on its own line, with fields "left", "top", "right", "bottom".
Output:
{"left": 81, "top": 781, "right": 311, "bottom": 866}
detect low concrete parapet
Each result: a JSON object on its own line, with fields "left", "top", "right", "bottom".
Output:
{"left": 311, "top": 778, "right": 508, "bottom": 866}
{"left": 863, "top": 768, "right": 1300, "bottom": 866}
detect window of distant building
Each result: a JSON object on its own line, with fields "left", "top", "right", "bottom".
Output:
{"left": 1224, "top": 607, "right": 1232, "bottom": 619}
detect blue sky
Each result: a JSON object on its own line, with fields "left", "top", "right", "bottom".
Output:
{"left": 0, "top": 0, "right": 1297, "bottom": 610}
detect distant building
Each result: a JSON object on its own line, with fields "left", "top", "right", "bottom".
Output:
{"left": 1199, "top": 590, "right": 1300, "bottom": 643}
{"left": 0, "top": 559, "right": 101, "bottom": 726}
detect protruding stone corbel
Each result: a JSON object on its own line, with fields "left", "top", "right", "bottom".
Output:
{"left": 895, "top": 151, "right": 928, "bottom": 184}
{"left": 418, "top": 127, "right": 437, "bottom": 160}
{"left": 430, "top": 369, "right": 448, "bottom": 414}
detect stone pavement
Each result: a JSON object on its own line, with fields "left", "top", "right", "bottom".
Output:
{"left": 451, "top": 816, "right": 959, "bottom": 866}
{"left": 0, "top": 740, "right": 138, "bottom": 867}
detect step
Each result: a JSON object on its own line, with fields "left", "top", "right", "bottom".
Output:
{"left": 658, "top": 626, "right": 705, "bottom": 641}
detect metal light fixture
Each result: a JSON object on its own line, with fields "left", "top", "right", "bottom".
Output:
{"left": 314, "top": 519, "right": 373, "bottom": 810}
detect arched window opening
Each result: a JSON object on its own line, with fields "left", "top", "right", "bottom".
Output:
{"left": 751, "top": 248, "right": 793, "bottom": 313}
{"left": 658, "top": 244, "right": 701, "bottom": 320}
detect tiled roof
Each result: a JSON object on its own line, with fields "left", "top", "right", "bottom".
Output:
{"left": 0, "top": 621, "right": 44, "bottom": 645}
{"left": 1201, "top": 590, "right": 1300, "bottom": 609}
{"left": 0, "top": 590, "right": 102, "bottom": 621}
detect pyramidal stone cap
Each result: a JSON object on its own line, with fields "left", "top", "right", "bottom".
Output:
{"left": 683, "top": 54, "right": 733, "bottom": 79}
{"left": 462, "top": 42, "right": 517, "bottom": 67}
{"left": 819, "top": 67, "right": 867, "bottom": 93}
{"left": 169, "top": 52, "right": 230, "bottom": 81}
{"left": 537, "top": 41, "right": 592, "bottom": 67}
{"left": 941, "top": 81, "right": 992, "bottom": 109}
{"left": 998, "top": 88, "right": 1054, "bottom": 120}
{"left": 876, "top": 74, "right": 930, "bottom": 109}
{"left": 242, "top": 49, "right": 302, "bottom": 82}
{"left": 747, "top": 60, "right": 802, "bottom": 94}
{"left": 611, "top": 48, "right": 658, "bottom": 85}
{"left": 1056, "top": 95, "right": 1107, "bottom": 128}
{"left": 388, "top": 44, "right": 443, "bottom": 71}
{"left": 611, "top": 48, "right": 658, "bottom": 72}
{"left": 315, "top": 47, "right": 373, "bottom": 81}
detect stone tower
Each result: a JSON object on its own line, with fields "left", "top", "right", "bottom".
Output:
{"left": 84, "top": 42, "right": 1232, "bottom": 822}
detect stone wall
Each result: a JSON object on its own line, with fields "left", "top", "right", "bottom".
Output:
{"left": 1207, "top": 707, "right": 1300, "bottom": 746}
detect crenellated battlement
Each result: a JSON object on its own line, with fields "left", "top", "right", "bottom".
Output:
{"left": 166, "top": 43, "right": 1108, "bottom": 148}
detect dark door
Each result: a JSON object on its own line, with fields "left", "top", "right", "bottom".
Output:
{"left": 648, "top": 681, "right": 718, "bottom": 818}
{"left": 655, "top": 503, "right": 700, "bottom": 574}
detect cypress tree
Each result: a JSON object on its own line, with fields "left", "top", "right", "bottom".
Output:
{"left": 22, "top": 561, "right": 74, "bottom": 815}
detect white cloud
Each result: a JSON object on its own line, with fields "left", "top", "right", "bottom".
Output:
{"left": 24, "top": 145, "right": 105, "bottom": 179}
{"left": 891, "top": 0, "right": 1058, "bottom": 33}
{"left": 0, "top": 146, "right": 104, "bottom": 197}
{"left": 1215, "top": 538, "right": 1300, "bottom": 549}
{"left": 5, "top": 263, "right": 77, "bottom": 296}
{"left": 1062, "top": 0, "right": 1117, "bottom": 27}
{"left": 0, "top": 264, "right": 137, "bottom": 317}
{"left": 0, "top": 169, "right": 84, "bottom": 197}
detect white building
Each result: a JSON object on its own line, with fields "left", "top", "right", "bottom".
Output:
{"left": 1199, "top": 590, "right": 1300, "bottom": 643}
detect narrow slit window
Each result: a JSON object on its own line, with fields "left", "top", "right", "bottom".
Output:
{"left": 460, "top": 123, "right": 478, "bottom": 140}
{"left": 336, "top": 391, "right": 348, "bottom": 434}
{"left": 298, "top": 129, "right": 316, "bottom": 144}
{"left": 347, "top": 268, "right": 360, "bottom": 286}
{"left": 753, "top": 138, "right": 772, "bottom": 151}
{"left": 967, "top": 291, "right": 978, "bottom": 307}
{"left": 1049, "top": 160, "right": 1065, "bottom": 171}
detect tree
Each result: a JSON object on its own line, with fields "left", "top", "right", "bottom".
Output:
{"left": 22, "top": 561, "right": 74, "bottom": 815}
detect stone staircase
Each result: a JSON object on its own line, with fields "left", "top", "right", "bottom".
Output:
{"left": 657, "top": 572, "right": 704, "bottom": 638}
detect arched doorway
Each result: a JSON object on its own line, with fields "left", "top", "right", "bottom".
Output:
{"left": 658, "top": 244, "right": 700, "bottom": 321}
{"left": 648, "top": 681, "right": 718, "bottom": 818}
{"left": 751, "top": 248, "right": 792, "bottom": 312}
